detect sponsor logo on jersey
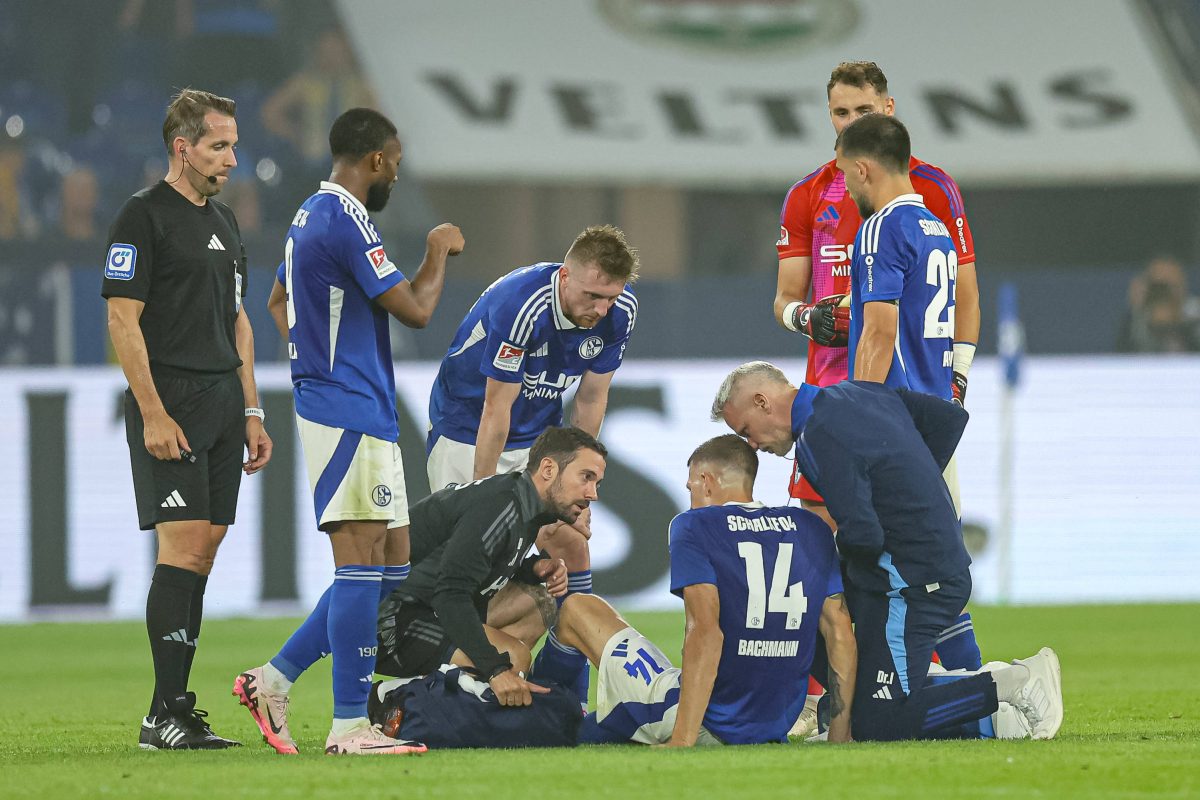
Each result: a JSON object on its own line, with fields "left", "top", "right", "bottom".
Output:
{"left": 520, "top": 370, "right": 580, "bottom": 400}
{"left": 234, "top": 270, "right": 243, "bottom": 313}
{"left": 105, "top": 243, "right": 137, "bottom": 280}
{"left": 371, "top": 484, "right": 392, "bottom": 507}
{"left": 598, "top": 0, "right": 859, "bottom": 54}
{"left": 776, "top": 225, "right": 789, "bottom": 246}
{"left": 207, "top": 234, "right": 226, "bottom": 251}
{"left": 956, "top": 217, "right": 968, "bottom": 253}
{"left": 579, "top": 336, "right": 605, "bottom": 359}
{"left": 366, "top": 245, "right": 397, "bottom": 279}
{"left": 493, "top": 343, "right": 525, "bottom": 372}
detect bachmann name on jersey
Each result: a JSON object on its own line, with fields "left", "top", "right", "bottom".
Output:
{"left": 668, "top": 502, "right": 841, "bottom": 744}
{"left": 428, "top": 263, "right": 636, "bottom": 450}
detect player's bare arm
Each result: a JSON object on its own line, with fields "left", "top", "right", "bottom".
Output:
{"left": 952, "top": 260, "right": 980, "bottom": 404}
{"left": 666, "top": 583, "right": 723, "bottom": 748}
{"left": 266, "top": 277, "right": 288, "bottom": 341}
{"left": 473, "top": 378, "right": 521, "bottom": 480}
{"left": 373, "top": 223, "right": 464, "bottom": 328}
{"left": 572, "top": 369, "right": 615, "bottom": 438}
{"left": 774, "top": 255, "right": 813, "bottom": 328}
{"left": 106, "top": 296, "right": 190, "bottom": 461}
{"left": 853, "top": 300, "right": 899, "bottom": 383}
{"left": 234, "top": 306, "right": 272, "bottom": 474}
{"left": 818, "top": 592, "right": 856, "bottom": 743}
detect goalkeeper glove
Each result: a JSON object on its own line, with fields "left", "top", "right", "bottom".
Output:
{"left": 784, "top": 294, "right": 850, "bottom": 347}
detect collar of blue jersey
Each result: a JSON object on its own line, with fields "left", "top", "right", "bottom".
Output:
{"left": 790, "top": 383, "right": 820, "bottom": 438}
{"left": 549, "top": 268, "right": 577, "bottom": 331}
{"left": 876, "top": 192, "right": 925, "bottom": 216}
{"left": 318, "top": 180, "right": 370, "bottom": 219}
{"left": 722, "top": 501, "right": 765, "bottom": 509}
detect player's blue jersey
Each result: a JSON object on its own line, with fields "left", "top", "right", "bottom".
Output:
{"left": 427, "top": 263, "right": 636, "bottom": 450}
{"left": 668, "top": 502, "right": 841, "bottom": 745}
{"left": 847, "top": 194, "right": 956, "bottom": 399}
{"left": 277, "top": 181, "right": 406, "bottom": 441}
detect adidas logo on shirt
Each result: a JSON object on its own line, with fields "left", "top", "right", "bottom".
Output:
{"left": 872, "top": 686, "right": 893, "bottom": 701}
{"left": 207, "top": 234, "right": 226, "bottom": 251}
{"left": 160, "top": 490, "right": 187, "bottom": 508}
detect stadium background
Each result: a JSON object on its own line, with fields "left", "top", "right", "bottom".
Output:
{"left": 1, "top": 0, "right": 1198, "bottom": 622}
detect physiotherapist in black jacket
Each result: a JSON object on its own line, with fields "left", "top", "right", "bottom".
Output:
{"left": 375, "top": 426, "right": 602, "bottom": 707}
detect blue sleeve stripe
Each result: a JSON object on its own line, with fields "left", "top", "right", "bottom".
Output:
{"left": 912, "top": 165, "right": 965, "bottom": 217}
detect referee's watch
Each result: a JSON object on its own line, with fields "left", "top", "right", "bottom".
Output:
{"left": 245, "top": 407, "right": 266, "bottom": 422}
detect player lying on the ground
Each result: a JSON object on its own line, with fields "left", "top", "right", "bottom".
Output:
{"left": 714, "top": 362, "right": 1065, "bottom": 740}
{"left": 542, "top": 434, "right": 857, "bottom": 745}
{"left": 233, "top": 426, "right": 607, "bottom": 752}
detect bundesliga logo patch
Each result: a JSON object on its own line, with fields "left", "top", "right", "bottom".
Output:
{"left": 776, "top": 225, "right": 789, "bottom": 247}
{"left": 493, "top": 343, "right": 524, "bottom": 372}
{"left": 366, "top": 245, "right": 397, "bottom": 279}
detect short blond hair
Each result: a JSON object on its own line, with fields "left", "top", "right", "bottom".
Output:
{"left": 566, "top": 225, "right": 639, "bottom": 284}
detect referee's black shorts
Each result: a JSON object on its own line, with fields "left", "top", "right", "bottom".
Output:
{"left": 124, "top": 366, "right": 244, "bottom": 530}
{"left": 376, "top": 594, "right": 456, "bottom": 678}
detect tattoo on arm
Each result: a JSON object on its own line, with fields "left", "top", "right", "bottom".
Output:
{"left": 827, "top": 666, "right": 846, "bottom": 720}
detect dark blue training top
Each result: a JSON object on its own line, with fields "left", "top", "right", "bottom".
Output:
{"left": 792, "top": 380, "right": 970, "bottom": 593}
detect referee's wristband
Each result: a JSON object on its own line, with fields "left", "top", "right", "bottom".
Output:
{"left": 245, "top": 407, "right": 265, "bottom": 421}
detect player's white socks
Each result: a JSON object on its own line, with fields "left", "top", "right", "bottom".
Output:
{"left": 262, "top": 661, "right": 294, "bottom": 694}
{"left": 987, "top": 662, "right": 1031, "bottom": 704}
{"left": 330, "top": 716, "right": 370, "bottom": 737}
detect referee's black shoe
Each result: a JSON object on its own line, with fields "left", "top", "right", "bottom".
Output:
{"left": 138, "top": 692, "right": 242, "bottom": 750}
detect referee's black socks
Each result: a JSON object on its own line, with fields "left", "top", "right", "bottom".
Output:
{"left": 146, "top": 564, "right": 203, "bottom": 718}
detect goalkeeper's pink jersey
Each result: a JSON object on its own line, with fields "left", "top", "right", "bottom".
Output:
{"left": 776, "top": 156, "right": 975, "bottom": 387}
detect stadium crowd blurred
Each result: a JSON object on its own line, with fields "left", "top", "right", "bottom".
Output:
{"left": 1, "top": 0, "right": 1198, "bottom": 365}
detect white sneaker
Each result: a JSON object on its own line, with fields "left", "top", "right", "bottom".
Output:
{"left": 233, "top": 666, "right": 298, "bottom": 755}
{"left": 324, "top": 722, "right": 427, "bottom": 755}
{"left": 1009, "top": 647, "right": 1063, "bottom": 740}
{"left": 991, "top": 701, "right": 1032, "bottom": 739}
{"left": 788, "top": 694, "right": 821, "bottom": 738}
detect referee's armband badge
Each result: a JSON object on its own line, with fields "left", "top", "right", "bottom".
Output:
{"left": 493, "top": 342, "right": 525, "bottom": 372}
{"left": 105, "top": 244, "right": 137, "bottom": 280}
{"left": 366, "top": 245, "right": 397, "bottom": 280}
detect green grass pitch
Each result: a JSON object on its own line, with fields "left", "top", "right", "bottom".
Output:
{"left": 1, "top": 604, "right": 1196, "bottom": 799}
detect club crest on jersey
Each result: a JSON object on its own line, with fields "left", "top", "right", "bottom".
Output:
{"left": 366, "top": 245, "right": 397, "bottom": 279}
{"left": 579, "top": 336, "right": 604, "bottom": 359}
{"left": 105, "top": 243, "right": 137, "bottom": 280}
{"left": 493, "top": 342, "right": 525, "bottom": 372}
{"left": 776, "top": 225, "right": 789, "bottom": 246}
{"left": 371, "top": 484, "right": 392, "bottom": 507}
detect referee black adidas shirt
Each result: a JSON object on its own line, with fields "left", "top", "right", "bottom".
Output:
{"left": 400, "top": 471, "right": 558, "bottom": 677}
{"left": 101, "top": 181, "right": 248, "bottom": 375}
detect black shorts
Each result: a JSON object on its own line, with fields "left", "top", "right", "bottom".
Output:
{"left": 125, "top": 367, "right": 244, "bottom": 530}
{"left": 376, "top": 595, "right": 456, "bottom": 678}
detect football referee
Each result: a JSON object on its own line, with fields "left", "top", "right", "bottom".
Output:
{"left": 103, "top": 88, "right": 273, "bottom": 750}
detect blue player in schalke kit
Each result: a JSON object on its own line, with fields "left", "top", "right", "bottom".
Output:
{"left": 233, "top": 108, "right": 464, "bottom": 755}
{"left": 838, "top": 111, "right": 985, "bottom": 670}
{"left": 547, "top": 434, "right": 857, "bottom": 745}
{"left": 714, "top": 361, "right": 1064, "bottom": 741}
{"left": 426, "top": 226, "right": 638, "bottom": 706}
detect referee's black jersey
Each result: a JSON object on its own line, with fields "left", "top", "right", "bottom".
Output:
{"left": 101, "top": 181, "right": 248, "bottom": 375}
{"left": 399, "top": 471, "right": 558, "bottom": 676}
